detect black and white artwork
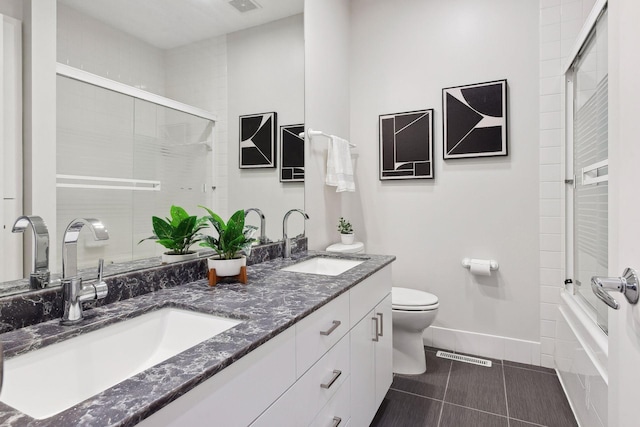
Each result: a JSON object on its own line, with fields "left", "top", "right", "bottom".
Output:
{"left": 280, "top": 124, "right": 305, "bottom": 182}
{"left": 239, "top": 112, "right": 277, "bottom": 168}
{"left": 442, "top": 79, "right": 508, "bottom": 159}
{"left": 379, "top": 109, "right": 434, "bottom": 180}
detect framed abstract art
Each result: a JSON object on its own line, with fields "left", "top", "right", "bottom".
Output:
{"left": 239, "top": 112, "right": 277, "bottom": 168}
{"left": 442, "top": 79, "right": 508, "bottom": 159}
{"left": 379, "top": 109, "right": 434, "bottom": 180}
{"left": 280, "top": 124, "right": 305, "bottom": 182}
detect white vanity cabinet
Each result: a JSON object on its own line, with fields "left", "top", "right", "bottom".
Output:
{"left": 139, "top": 264, "right": 392, "bottom": 427}
{"left": 349, "top": 270, "right": 393, "bottom": 427}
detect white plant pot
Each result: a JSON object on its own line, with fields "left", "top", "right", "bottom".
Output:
{"left": 208, "top": 255, "right": 246, "bottom": 277}
{"left": 161, "top": 252, "right": 198, "bottom": 264}
{"left": 340, "top": 233, "right": 355, "bottom": 245}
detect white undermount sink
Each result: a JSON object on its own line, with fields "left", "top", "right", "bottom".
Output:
{"left": 281, "top": 257, "right": 364, "bottom": 276}
{"left": 0, "top": 307, "right": 241, "bottom": 419}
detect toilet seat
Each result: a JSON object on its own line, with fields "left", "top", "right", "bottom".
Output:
{"left": 392, "top": 287, "right": 439, "bottom": 311}
{"left": 326, "top": 242, "right": 365, "bottom": 254}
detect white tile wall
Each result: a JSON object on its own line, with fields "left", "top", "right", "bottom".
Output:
{"left": 57, "top": 4, "right": 166, "bottom": 96}
{"left": 538, "top": 0, "right": 599, "bottom": 369}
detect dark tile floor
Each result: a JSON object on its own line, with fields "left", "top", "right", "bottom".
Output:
{"left": 371, "top": 347, "right": 577, "bottom": 427}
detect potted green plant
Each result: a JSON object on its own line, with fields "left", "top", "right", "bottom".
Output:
{"left": 139, "top": 205, "right": 208, "bottom": 263}
{"left": 199, "top": 207, "right": 257, "bottom": 277}
{"left": 338, "top": 217, "right": 355, "bottom": 245}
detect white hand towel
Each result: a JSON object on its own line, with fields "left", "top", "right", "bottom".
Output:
{"left": 326, "top": 135, "right": 355, "bottom": 192}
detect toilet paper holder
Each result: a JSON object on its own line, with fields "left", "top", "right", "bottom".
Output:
{"left": 461, "top": 258, "right": 499, "bottom": 271}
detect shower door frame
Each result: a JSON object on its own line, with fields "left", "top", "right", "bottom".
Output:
{"left": 563, "top": 0, "right": 610, "bottom": 333}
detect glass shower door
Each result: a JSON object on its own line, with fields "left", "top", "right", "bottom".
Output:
{"left": 570, "top": 11, "right": 609, "bottom": 332}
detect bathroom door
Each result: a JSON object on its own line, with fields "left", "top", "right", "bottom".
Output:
{"left": 606, "top": 0, "right": 640, "bottom": 425}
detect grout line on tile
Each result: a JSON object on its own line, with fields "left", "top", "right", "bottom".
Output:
{"left": 436, "top": 358, "right": 453, "bottom": 427}
{"left": 509, "top": 417, "right": 547, "bottom": 427}
{"left": 502, "top": 362, "right": 511, "bottom": 427}
{"left": 391, "top": 386, "right": 514, "bottom": 421}
{"left": 503, "top": 363, "right": 557, "bottom": 376}
{"left": 444, "top": 401, "right": 510, "bottom": 420}
{"left": 388, "top": 387, "right": 443, "bottom": 404}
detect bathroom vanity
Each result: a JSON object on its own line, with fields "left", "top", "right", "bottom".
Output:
{"left": 0, "top": 252, "right": 394, "bottom": 426}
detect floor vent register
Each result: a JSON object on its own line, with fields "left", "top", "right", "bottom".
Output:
{"left": 435, "top": 351, "right": 492, "bottom": 367}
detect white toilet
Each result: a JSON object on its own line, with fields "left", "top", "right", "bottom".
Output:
{"left": 325, "top": 243, "right": 439, "bottom": 375}
{"left": 325, "top": 241, "right": 365, "bottom": 254}
{"left": 392, "top": 287, "right": 439, "bottom": 375}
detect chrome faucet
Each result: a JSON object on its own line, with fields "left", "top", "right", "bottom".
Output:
{"left": 60, "top": 218, "right": 110, "bottom": 325}
{"left": 12, "top": 215, "right": 50, "bottom": 289}
{"left": 282, "top": 209, "right": 309, "bottom": 258}
{"left": 244, "top": 208, "right": 268, "bottom": 244}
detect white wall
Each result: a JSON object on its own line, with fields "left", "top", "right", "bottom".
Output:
{"left": 0, "top": 0, "right": 23, "bottom": 20}
{"left": 227, "top": 15, "right": 305, "bottom": 240}
{"left": 347, "top": 0, "right": 540, "bottom": 350}
{"left": 304, "top": 0, "right": 351, "bottom": 250}
{"left": 23, "top": 0, "right": 58, "bottom": 273}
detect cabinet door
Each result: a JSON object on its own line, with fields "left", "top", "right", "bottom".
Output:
{"left": 374, "top": 294, "right": 393, "bottom": 407}
{"left": 350, "top": 308, "right": 376, "bottom": 427}
{"left": 138, "top": 328, "right": 296, "bottom": 427}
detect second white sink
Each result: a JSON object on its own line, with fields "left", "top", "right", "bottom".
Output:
{"left": 0, "top": 307, "right": 241, "bottom": 419}
{"left": 281, "top": 257, "right": 364, "bottom": 276}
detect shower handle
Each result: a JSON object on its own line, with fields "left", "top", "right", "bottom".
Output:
{"left": 591, "top": 268, "right": 640, "bottom": 310}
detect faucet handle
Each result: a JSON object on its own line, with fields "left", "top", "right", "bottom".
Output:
{"left": 94, "top": 259, "right": 108, "bottom": 300}
{"left": 97, "top": 258, "right": 104, "bottom": 282}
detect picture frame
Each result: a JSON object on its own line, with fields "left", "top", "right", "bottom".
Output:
{"left": 280, "top": 124, "right": 305, "bottom": 182}
{"left": 379, "top": 109, "right": 434, "bottom": 180}
{"left": 442, "top": 79, "right": 508, "bottom": 159}
{"left": 239, "top": 112, "right": 277, "bottom": 168}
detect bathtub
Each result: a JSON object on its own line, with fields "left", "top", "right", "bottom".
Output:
{"left": 555, "top": 289, "right": 609, "bottom": 427}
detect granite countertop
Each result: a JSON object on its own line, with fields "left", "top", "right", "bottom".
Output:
{"left": 0, "top": 251, "right": 395, "bottom": 427}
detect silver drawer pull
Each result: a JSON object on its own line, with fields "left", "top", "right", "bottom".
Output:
{"left": 376, "top": 312, "right": 384, "bottom": 337}
{"left": 320, "top": 320, "right": 341, "bottom": 336}
{"left": 331, "top": 416, "right": 342, "bottom": 427}
{"left": 372, "top": 316, "right": 379, "bottom": 342}
{"left": 320, "top": 369, "right": 342, "bottom": 389}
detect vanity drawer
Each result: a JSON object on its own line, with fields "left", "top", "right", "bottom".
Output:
{"left": 349, "top": 265, "right": 392, "bottom": 328}
{"left": 251, "top": 333, "right": 350, "bottom": 427}
{"left": 309, "top": 375, "right": 350, "bottom": 427}
{"left": 296, "top": 291, "right": 350, "bottom": 377}
{"left": 294, "top": 332, "right": 350, "bottom": 425}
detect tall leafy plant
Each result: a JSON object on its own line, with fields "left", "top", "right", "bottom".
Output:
{"left": 139, "top": 205, "right": 208, "bottom": 255}
{"left": 199, "top": 207, "right": 257, "bottom": 260}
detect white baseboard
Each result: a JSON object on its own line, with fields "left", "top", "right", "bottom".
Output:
{"left": 423, "top": 326, "right": 542, "bottom": 366}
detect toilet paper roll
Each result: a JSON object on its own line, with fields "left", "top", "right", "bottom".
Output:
{"left": 469, "top": 259, "right": 492, "bottom": 276}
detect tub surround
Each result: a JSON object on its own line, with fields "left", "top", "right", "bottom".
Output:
{"left": 0, "top": 237, "right": 308, "bottom": 332}
{"left": 0, "top": 249, "right": 394, "bottom": 426}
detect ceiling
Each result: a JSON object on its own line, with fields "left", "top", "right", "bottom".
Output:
{"left": 58, "top": 0, "right": 304, "bottom": 50}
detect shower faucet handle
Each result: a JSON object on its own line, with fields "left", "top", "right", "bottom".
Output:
{"left": 591, "top": 268, "right": 639, "bottom": 310}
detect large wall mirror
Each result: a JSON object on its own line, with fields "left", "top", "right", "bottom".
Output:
{"left": 1, "top": 0, "right": 305, "bottom": 296}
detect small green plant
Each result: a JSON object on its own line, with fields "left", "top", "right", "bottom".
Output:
{"left": 139, "top": 205, "right": 209, "bottom": 255}
{"left": 337, "top": 217, "right": 353, "bottom": 234}
{"left": 199, "top": 207, "right": 257, "bottom": 260}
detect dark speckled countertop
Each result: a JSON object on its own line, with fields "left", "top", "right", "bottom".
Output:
{"left": 0, "top": 251, "right": 395, "bottom": 427}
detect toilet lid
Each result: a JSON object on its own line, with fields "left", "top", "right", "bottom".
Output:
{"left": 392, "top": 287, "right": 438, "bottom": 310}
{"left": 326, "top": 242, "right": 365, "bottom": 254}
